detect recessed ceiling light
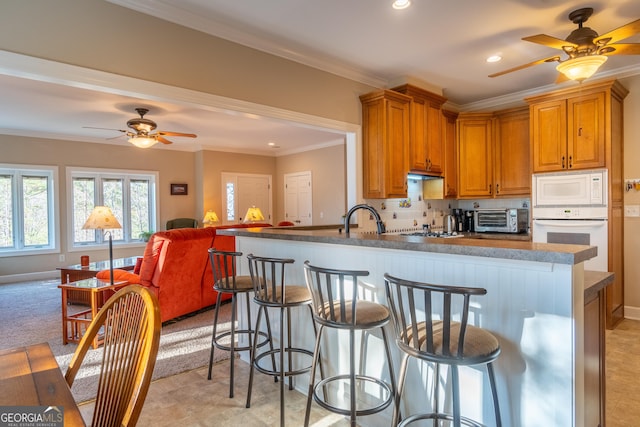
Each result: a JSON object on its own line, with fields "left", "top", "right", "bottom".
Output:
{"left": 268, "top": 141, "right": 280, "bottom": 148}
{"left": 486, "top": 55, "right": 502, "bottom": 63}
{"left": 392, "top": 0, "right": 411, "bottom": 10}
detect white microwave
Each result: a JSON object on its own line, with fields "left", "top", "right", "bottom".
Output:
{"left": 532, "top": 169, "right": 607, "bottom": 208}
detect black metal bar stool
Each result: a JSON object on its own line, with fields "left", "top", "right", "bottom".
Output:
{"left": 245, "top": 254, "right": 320, "bottom": 427}
{"left": 207, "top": 248, "right": 269, "bottom": 398}
{"left": 303, "top": 260, "right": 396, "bottom": 427}
{"left": 384, "top": 273, "right": 502, "bottom": 427}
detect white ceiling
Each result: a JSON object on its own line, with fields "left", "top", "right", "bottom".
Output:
{"left": 2, "top": 0, "right": 640, "bottom": 155}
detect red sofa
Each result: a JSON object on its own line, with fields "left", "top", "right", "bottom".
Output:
{"left": 99, "top": 224, "right": 271, "bottom": 322}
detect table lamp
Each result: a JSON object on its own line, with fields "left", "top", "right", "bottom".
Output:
{"left": 82, "top": 206, "right": 122, "bottom": 286}
{"left": 202, "top": 210, "right": 219, "bottom": 227}
{"left": 243, "top": 206, "right": 265, "bottom": 223}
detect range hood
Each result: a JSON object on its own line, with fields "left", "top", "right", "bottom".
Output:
{"left": 408, "top": 172, "right": 444, "bottom": 180}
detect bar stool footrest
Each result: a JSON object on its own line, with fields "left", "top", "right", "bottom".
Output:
{"left": 254, "top": 347, "right": 314, "bottom": 378}
{"left": 399, "top": 412, "right": 485, "bottom": 427}
{"left": 213, "top": 329, "right": 270, "bottom": 353}
{"left": 312, "top": 374, "right": 393, "bottom": 417}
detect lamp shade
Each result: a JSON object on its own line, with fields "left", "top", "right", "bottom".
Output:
{"left": 243, "top": 206, "right": 265, "bottom": 223}
{"left": 203, "top": 210, "right": 219, "bottom": 227}
{"left": 82, "top": 206, "right": 122, "bottom": 230}
{"left": 128, "top": 136, "right": 158, "bottom": 148}
{"left": 556, "top": 55, "right": 608, "bottom": 82}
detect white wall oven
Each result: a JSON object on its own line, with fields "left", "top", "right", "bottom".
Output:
{"left": 532, "top": 169, "right": 608, "bottom": 271}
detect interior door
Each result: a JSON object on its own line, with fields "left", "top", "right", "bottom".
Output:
{"left": 221, "top": 173, "right": 272, "bottom": 224}
{"left": 284, "top": 172, "right": 312, "bottom": 225}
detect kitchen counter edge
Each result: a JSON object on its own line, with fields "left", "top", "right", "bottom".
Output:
{"left": 217, "top": 227, "right": 596, "bottom": 265}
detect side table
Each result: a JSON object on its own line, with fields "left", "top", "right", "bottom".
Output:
{"left": 59, "top": 278, "right": 129, "bottom": 349}
{"left": 57, "top": 256, "right": 139, "bottom": 305}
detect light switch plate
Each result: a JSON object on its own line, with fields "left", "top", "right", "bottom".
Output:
{"left": 625, "top": 205, "right": 640, "bottom": 217}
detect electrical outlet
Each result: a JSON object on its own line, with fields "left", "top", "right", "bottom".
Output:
{"left": 625, "top": 205, "right": 640, "bottom": 217}
{"left": 59, "top": 254, "right": 65, "bottom": 262}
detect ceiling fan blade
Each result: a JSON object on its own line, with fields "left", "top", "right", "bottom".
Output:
{"left": 594, "top": 18, "right": 640, "bottom": 45}
{"left": 523, "top": 34, "right": 577, "bottom": 50}
{"left": 602, "top": 43, "right": 640, "bottom": 55}
{"left": 488, "top": 55, "right": 561, "bottom": 78}
{"left": 157, "top": 131, "right": 197, "bottom": 138}
{"left": 156, "top": 136, "right": 173, "bottom": 145}
{"left": 83, "top": 126, "right": 127, "bottom": 133}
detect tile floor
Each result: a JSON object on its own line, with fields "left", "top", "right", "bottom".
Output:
{"left": 79, "top": 318, "right": 640, "bottom": 426}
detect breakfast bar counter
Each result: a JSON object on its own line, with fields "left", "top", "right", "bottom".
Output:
{"left": 217, "top": 227, "right": 605, "bottom": 427}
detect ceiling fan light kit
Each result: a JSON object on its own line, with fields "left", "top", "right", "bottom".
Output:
{"left": 556, "top": 55, "right": 608, "bottom": 82}
{"left": 489, "top": 8, "right": 640, "bottom": 83}
{"left": 128, "top": 136, "right": 159, "bottom": 148}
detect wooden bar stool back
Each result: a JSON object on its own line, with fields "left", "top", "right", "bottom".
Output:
{"left": 303, "top": 260, "right": 396, "bottom": 427}
{"left": 384, "top": 273, "right": 502, "bottom": 427}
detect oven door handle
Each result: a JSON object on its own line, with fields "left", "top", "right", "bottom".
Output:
{"left": 533, "top": 219, "right": 607, "bottom": 227}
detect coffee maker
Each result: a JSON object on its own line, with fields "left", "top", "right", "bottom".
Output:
{"left": 464, "top": 210, "right": 475, "bottom": 232}
{"left": 452, "top": 209, "right": 464, "bottom": 232}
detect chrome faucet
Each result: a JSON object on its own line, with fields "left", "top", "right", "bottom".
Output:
{"left": 344, "top": 204, "right": 386, "bottom": 234}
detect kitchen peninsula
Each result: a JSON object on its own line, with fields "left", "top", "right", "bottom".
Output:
{"left": 217, "top": 226, "right": 609, "bottom": 427}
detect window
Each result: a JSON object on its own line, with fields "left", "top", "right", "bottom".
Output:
{"left": 0, "top": 164, "right": 58, "bottom": 257}
{"left": 68, "top": 167, "right": 157, "bottom": 249}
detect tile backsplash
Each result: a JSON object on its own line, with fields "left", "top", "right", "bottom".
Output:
{"left": 357, "top": 178, "right": 530, "bottom": 233}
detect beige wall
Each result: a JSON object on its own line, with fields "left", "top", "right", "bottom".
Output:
{"left": 0, "top": 0, "right": 374, "bottom": 126}
{"left": 621, "top": 75, "right": 640, "bottom": 316}
{"left": 275, "top": 143, "right": 347, "bottom": 225}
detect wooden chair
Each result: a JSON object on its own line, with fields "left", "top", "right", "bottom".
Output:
{"left": 65, "top": 284, "right": 161, "bottom": 427}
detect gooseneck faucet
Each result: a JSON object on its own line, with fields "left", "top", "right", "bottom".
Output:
{"left": 344, "top": 204, "right": 386, "bottom": 235}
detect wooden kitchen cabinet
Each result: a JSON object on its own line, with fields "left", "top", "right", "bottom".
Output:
{"left": 360, "top": 89, "right": 411, "bottom": 198}
{"left": 527, "top": 80, "right": 622, "bottom": 173}
{"left": 457, "top": 108, "right": 530, "bottom": 199}
{"left": 457, "top": 113, "right": 493, "bottom": 198}
{"left": 493, "top": 106, "right": 530, "bottom": 196}
{"left": 442, "top": 109, "right": 458, "bottom": 198}
{"left": 392, "top": 84, "right": 447, "bottom": 175}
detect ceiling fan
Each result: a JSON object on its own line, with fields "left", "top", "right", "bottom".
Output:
{"left": 85, "top": 107, "right": 197, "bottom": 148}
{"left": 489, "top": 8, "right": 640, "bottom": 82}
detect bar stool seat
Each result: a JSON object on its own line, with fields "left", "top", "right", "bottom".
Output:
{"left": 303, "top": 261, "right": 396, "bottom": 427}
{"left": 384, "top": 273, "right": 502, "bottom": 427}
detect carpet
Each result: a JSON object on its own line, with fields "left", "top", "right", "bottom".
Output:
{"left": 0, "top": 279, "right": 233, "bottom": 403}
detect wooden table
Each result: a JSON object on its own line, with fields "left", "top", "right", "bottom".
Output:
{"left": 57, "top": 256, "right": 138, "bottom": 305}
{"left": 59, "top": 278, "right": 128, "bottom": 349}
{"left": 0, "top": 343, "right": 85, "bottom": 426}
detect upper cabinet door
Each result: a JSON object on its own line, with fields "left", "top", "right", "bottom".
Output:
{"left": 360, "top": 90, "right": 411, "bottom": 199}
{"left": 567, "top": 92, "right": 606, "bottom": 170}
{"left": 457, "top": 114, "right": 494, "bottom": 198}
{"left": 530, "top": 99, "right": 567, "bottom": 173}
{"left": 494, "top": 107, "right": 530, "bottom": 196}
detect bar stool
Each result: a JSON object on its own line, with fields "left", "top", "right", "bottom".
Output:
{"left": 207, "top": 248, "right": 269, "bottom": 398}
{"left": 303, "top": 260, "right": 396, "bottom": 427}
{"left": 384, "top": 273, "right": 502, "bottom": 427}
{"left": 245, "top": 254, "right": 320, "bottom": 427}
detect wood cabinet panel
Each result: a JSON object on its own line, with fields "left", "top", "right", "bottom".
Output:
{"left": 567, "top": 92, "right": 605, "bottom": 170}
{"left": 457, "top": 114, "right": 493, "bottom": 198}
{"left": 360, "top": 90, "right": 411, "bottom": 199}
{"left": 442, "top": 110, "right": 458, "bottom": 198}
{"left": 494, "top": 107, "right": 530, "bottom": 196}
{"left": 530, "top": 100, "right": 567, "bottom": 172}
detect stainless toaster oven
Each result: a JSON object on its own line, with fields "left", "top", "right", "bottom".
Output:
{"left": 474, "top": 208, "right": 529, "bottom": 233}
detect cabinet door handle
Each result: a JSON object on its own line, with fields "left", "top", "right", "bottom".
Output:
{"left": 562, "top": 156, "right": 566, "bottom": 169}
{"left": 569, "top": 156, "right": 573, "bottom": 168}
{"left": 426, "top": 158, "right": 431, "bottom": 170}
{"left": 496, "top": 183, "right": 500, "bottom": 194}
{"left": 578, "top": 127, "right": 582, "bottom": 136}
{"left": 489, "top": 184, "right": 492, "bottom": 195}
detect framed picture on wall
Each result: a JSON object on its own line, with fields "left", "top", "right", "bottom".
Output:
{"left": 170, "top": 183, "right": 188, "bottom": 195}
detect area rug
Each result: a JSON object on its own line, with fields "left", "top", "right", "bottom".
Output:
{"left": 0, "top": 279, "right": 232, "bottom": 403}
